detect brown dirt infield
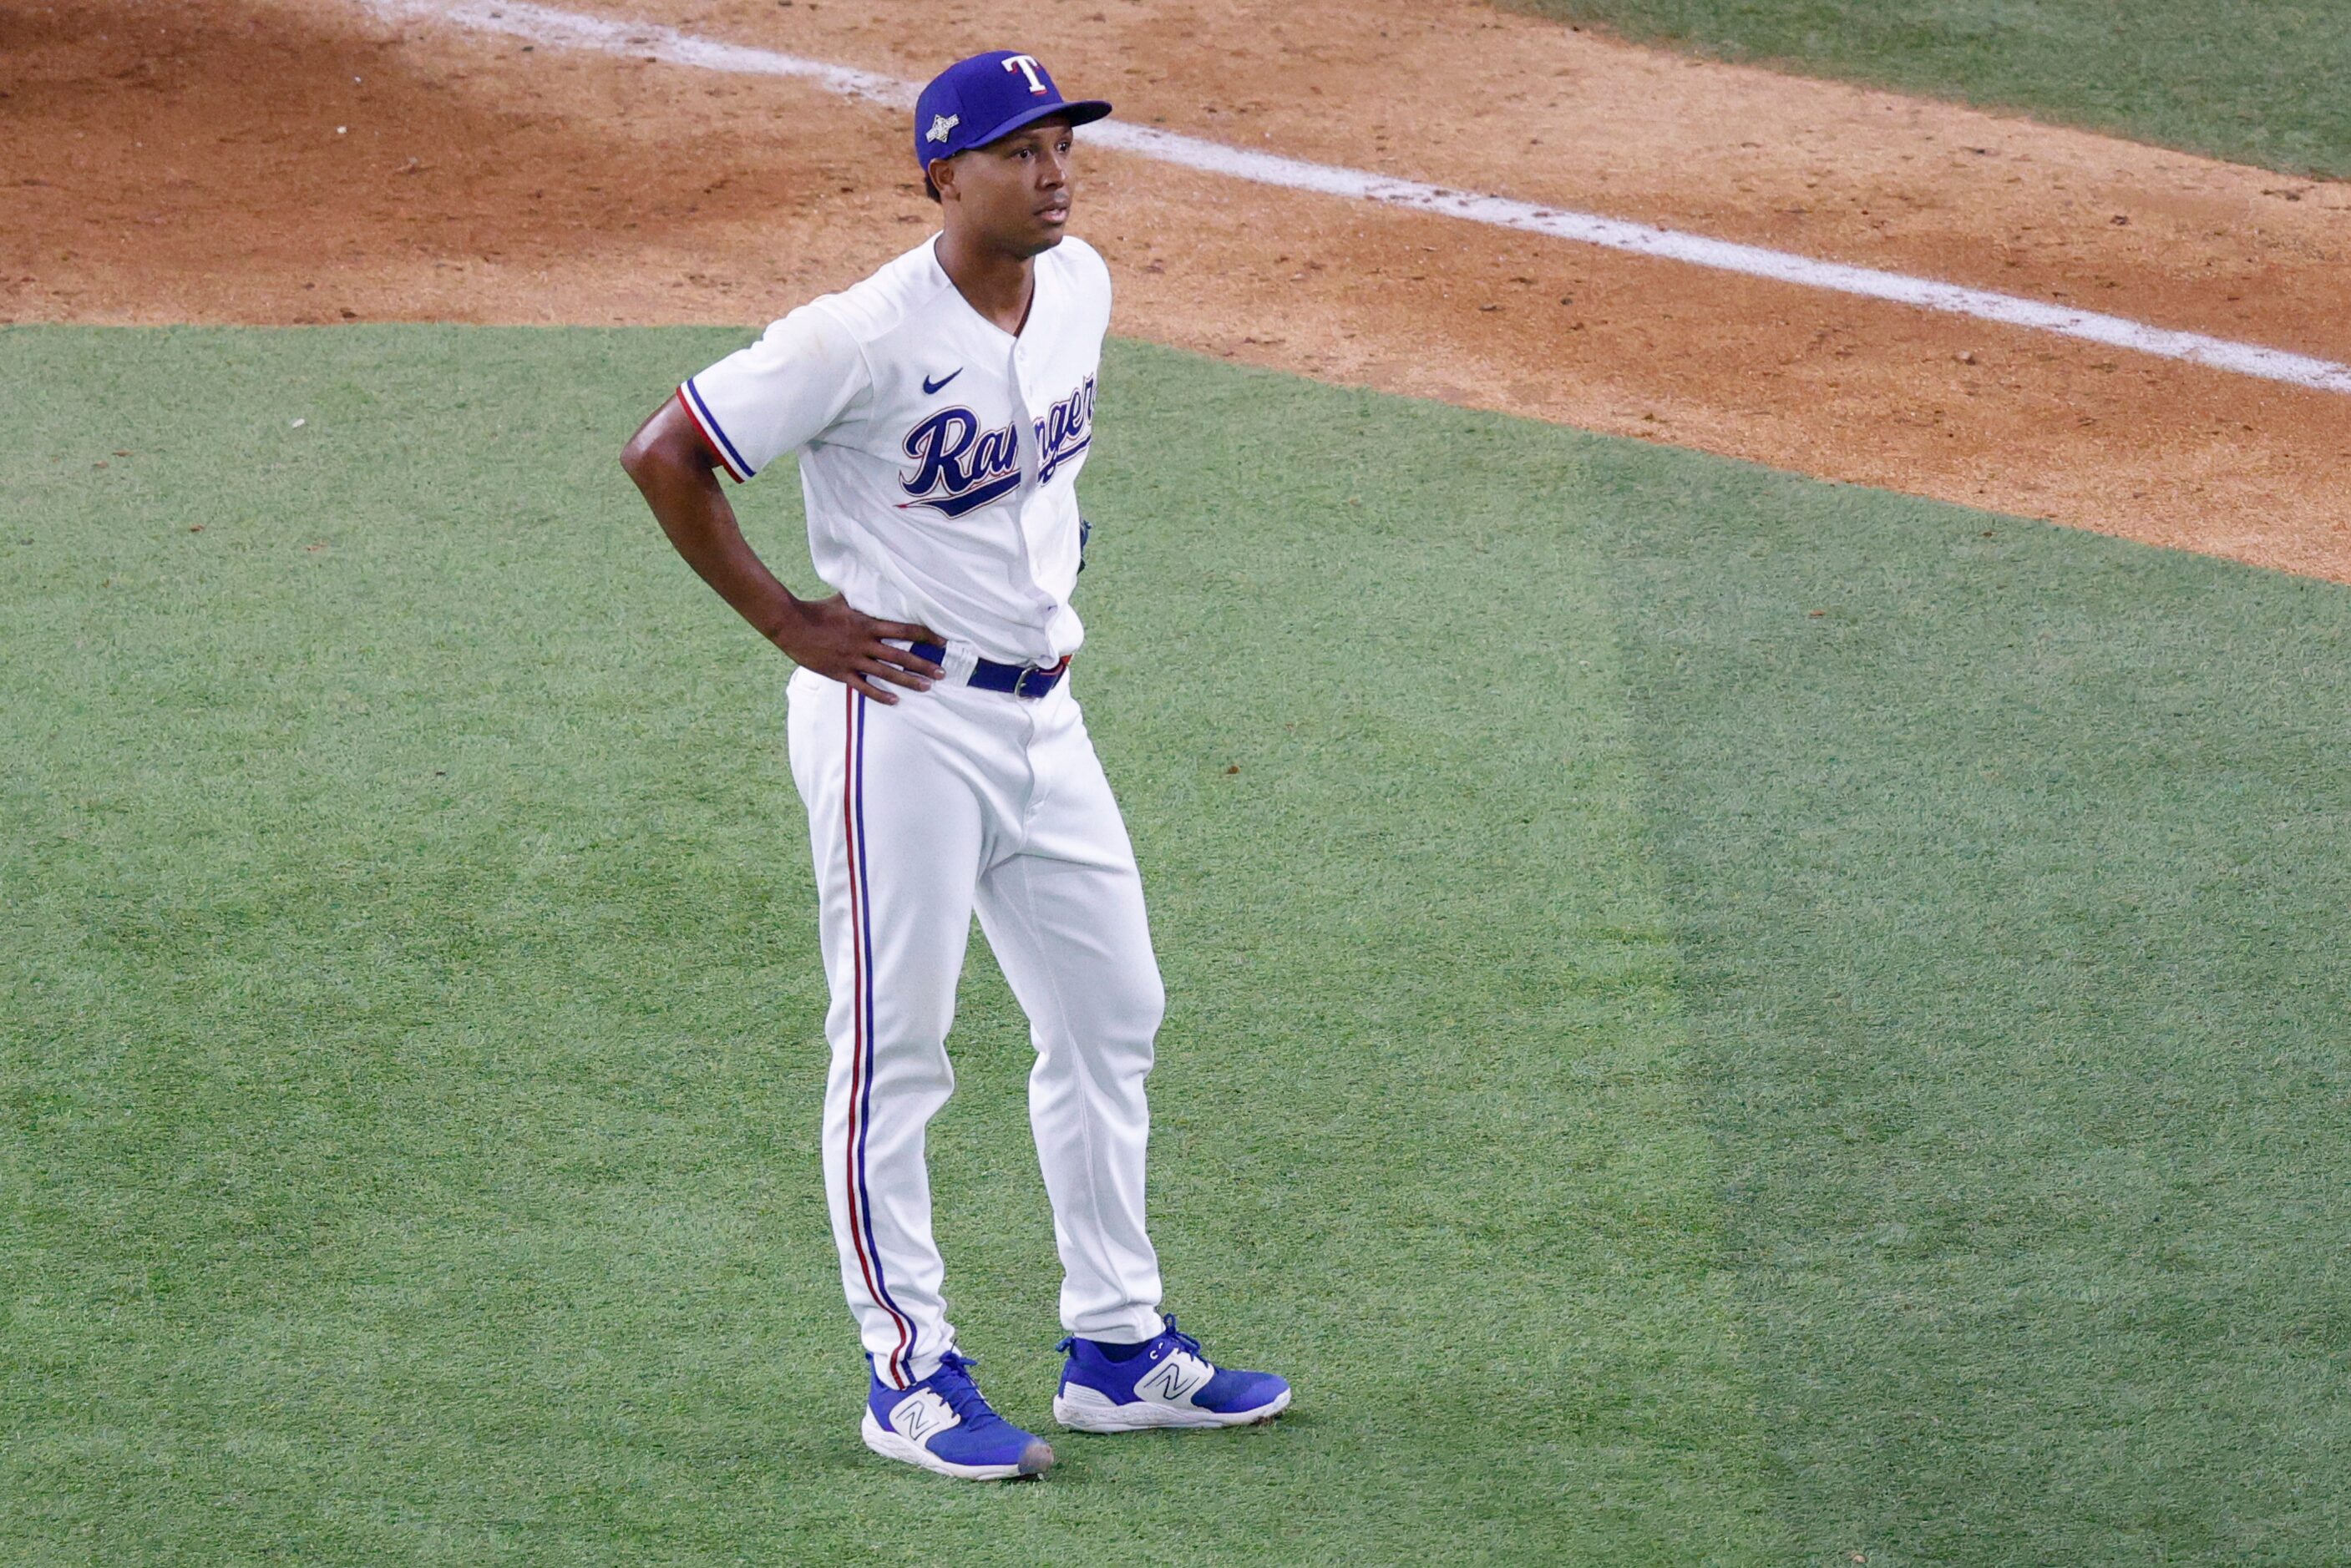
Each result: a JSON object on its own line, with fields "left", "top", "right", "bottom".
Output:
{"left": 7, "top": 0, "right": 2347, "bottom": 577}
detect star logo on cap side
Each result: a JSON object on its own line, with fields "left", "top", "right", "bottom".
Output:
{"left": 925, "top": 113, "right": 960, "bottom": 144}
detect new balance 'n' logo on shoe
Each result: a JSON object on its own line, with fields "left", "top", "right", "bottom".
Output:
{"left": 1052, "top": 1315, "right": 1293, "bottom": 1433}
{"left": 1134, "top": 1353, "right": 1209, "bottom": 1404}
{"left": 889, "top": 1388, "right": 953, "bottom": 1445}
{"left": 860, "top": 1352, "right": 1054, "bottom": 1481}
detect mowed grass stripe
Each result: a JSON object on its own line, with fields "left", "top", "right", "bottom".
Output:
{"left": 0, "top": 326, "right": 1777, "bottom": 1564}
{"left": 1592, "top": 458, "right": 2351, "bottom": 1561}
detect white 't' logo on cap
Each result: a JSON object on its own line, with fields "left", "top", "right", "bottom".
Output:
{"left": 1002, "top": 54, "right": 1048, "bottom": 94}
{"left": 925, "top": 113, "right": 960, "bottom": 144}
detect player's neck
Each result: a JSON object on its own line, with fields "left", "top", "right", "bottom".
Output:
{"left": 936, "top": 229, "right": 1037, "bottom": 338}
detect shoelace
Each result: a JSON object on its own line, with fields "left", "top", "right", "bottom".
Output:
{"left": 1158, "top": 1315, "right": 1205, "bottom": 1359}
{"left": 1055, "top": 1314, "right": 1209, "bottom": 1363}
{"left": 921, "top": 1351, "right": 1007, "bottom": 1430}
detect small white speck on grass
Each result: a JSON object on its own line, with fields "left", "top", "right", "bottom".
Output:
{"left": 291, "top": 418, "right": 306, "bottom": 428}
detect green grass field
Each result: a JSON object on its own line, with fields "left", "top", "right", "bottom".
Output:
{"left": 1502, "top": 0, "right": 2351, "bottom": 177}
{"left": 7, "top": 326, "right": 2351, "bottom": 1564}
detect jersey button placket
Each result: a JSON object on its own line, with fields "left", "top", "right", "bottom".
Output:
{"left": 1001, "top": 341, "right": 1057, "bottom": 624}
{"left": 1001, "top": 338, "right": 1050, "bottom": 842}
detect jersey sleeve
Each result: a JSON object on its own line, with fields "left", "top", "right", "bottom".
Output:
{"left": 676, "top": 305, "right": 870, "bottom": 483}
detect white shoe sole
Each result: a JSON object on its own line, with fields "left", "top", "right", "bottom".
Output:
{"left": 859, "top": 1411, "right": 1053, "bottom": 1480}
{"left": 1052, "top": 1381, "right": 1294, "bottom": 1433}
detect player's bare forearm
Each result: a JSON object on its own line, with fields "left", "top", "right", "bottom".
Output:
{"left": 621, "top": 397, "right": 945, "bottom": 702}
{"left": 621, "top": 416, "right": 796, "bottom": 634}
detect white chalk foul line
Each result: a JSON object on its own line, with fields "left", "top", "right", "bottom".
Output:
{"left": 365, "top": 0, "right": 2351, "bottom": 397}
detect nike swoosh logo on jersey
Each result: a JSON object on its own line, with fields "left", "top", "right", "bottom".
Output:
{"left": 922, "top": 368, "right": 963, "bottom": 395}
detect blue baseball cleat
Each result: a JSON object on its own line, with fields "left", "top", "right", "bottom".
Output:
{"left": 860, "top": 1351, "right": 1056, "bottom": 1480}
{"left": 1052, "top": 1315, "right": 1292, "bottom": 1432}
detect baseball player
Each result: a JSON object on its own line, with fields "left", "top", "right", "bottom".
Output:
{"left": 620, "top": 50, "right": 1290, "bottom": 1481}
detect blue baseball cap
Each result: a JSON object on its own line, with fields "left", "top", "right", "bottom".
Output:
{"left": 913, "top": 50, "right": 1112, "bottom": 173}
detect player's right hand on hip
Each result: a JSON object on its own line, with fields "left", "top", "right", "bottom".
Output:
{"left": 774, "top": 595, "right": 946, "bottom": 704}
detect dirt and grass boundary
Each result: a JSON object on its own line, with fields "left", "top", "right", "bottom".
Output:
{"left": 7, "top": 0, "right": 2347, "bottom": 576}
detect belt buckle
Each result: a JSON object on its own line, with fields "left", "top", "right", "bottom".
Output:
{"left": 1016, "top": 656, "right": 1070, "bottom": 699}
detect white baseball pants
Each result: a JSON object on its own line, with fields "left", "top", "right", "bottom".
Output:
{"left": 784, "top": 665, "right": 1169, "bottom": 1389}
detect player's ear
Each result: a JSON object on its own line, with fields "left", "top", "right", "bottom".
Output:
{"left": 926, "top": 155, "right": 957, "bottom": 204}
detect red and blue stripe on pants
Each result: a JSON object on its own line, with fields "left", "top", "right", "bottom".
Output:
{"left": 843, "top": 688, "right": 918, "bottom": 1387}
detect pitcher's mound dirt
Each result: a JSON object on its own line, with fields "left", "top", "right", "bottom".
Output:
{"left": 6, "top": 0, "right": 2346, "bottom": 577}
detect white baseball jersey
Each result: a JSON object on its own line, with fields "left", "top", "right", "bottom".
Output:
{"left": 677, "top": 232, "right": 1168, "bottom": 1391}
{"left": 677, "top": 233, "right": 1110, "bottom": 665}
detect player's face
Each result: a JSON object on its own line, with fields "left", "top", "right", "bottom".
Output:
{"left": 940, "top": 117, "right": 1077, "bottom": 257}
